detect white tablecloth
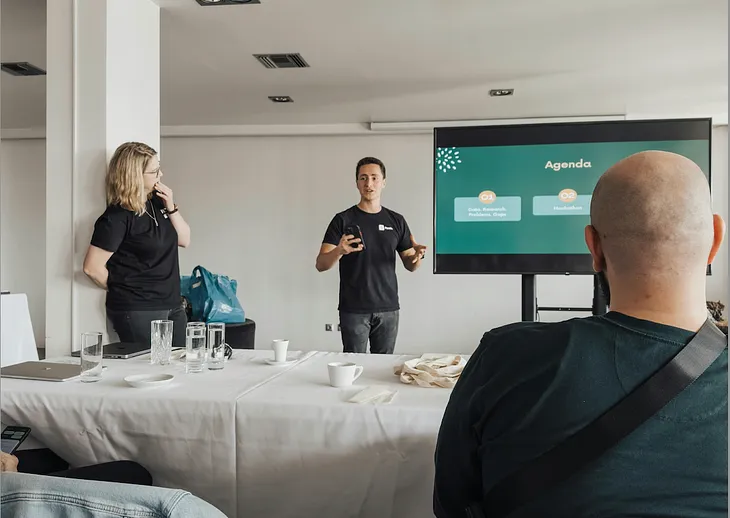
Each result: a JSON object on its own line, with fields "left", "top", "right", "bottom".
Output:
{"left": 234, "top": 352, "right": 453, "bottom": 518}
{"left": 0, "top": 350, "right": 314, "bottom": 518}
{"left": 1, "top": 293, "right": 38, "bottom": 367}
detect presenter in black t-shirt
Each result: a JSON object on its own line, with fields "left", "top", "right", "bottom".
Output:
{"left": 316, "top": 157, "right": 426, "bottom": 354}
{"left": 82, "top": 142, "right": 191, "bottom": 347}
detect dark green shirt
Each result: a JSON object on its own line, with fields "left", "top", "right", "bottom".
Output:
{"left": 434, "top": 313, "right": 728, "bottom": 518}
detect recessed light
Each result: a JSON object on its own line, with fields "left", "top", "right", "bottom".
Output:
{"left": 268, "top": 96, "right": 293, "bottom": 103}
{"left": 489, "top": 89, "right": 514, "bottom": 97}
{"left": 195, "top": 0, "right": 260, "bottom": 5}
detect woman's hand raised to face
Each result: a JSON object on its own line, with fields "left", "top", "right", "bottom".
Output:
{"left": 154, "top": 182, "right": 175, "bottom": 212}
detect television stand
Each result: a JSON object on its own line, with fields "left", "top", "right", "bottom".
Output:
{"left": 521, "top": 274, "right": 607, "bottom": 322}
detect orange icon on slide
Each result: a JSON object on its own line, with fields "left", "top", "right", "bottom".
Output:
{"left": 479, "top": 190, "right": 497, "bottom": 204}
{"left": 558, "top": 188, "right": 578, "bottom": 203}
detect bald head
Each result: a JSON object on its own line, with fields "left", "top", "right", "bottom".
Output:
{"left": 589, "top": 150, "right": 714, "bottom": 276}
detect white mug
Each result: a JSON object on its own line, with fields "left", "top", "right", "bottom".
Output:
{"left": 271, "top": 339, "right": 289, "bottom": 362}
{"left": 327, "top": 362, "right": 364, "bottom": 388}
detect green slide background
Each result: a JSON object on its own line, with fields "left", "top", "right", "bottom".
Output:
{"left": 435, "top": 140, "right": 709, "bottom": 254}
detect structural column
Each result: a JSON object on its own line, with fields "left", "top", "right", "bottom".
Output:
{"left": 46, "top": 0, "right": 160, "bottom": 356}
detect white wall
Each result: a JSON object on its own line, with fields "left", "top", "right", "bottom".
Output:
{"left": 164, "top": 134, "right": 525, "bottom": 354}
{"left": 161, "top": 129, "right": 730, "bottom": 354}
{"left": 1, "top": 129, "right": 727, "bottom": 353}
{"left": 0, "top": 139, "right": 46, "bottom": 346}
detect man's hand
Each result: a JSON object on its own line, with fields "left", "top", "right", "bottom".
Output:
{"left": 411, "top": 243, "right": 427, "bottom": 264}
{"left": 0, "top": 452, "right": 19, "bottom": 472}
{"left": 337, "top": 234, "right": 363, "bottom": 255}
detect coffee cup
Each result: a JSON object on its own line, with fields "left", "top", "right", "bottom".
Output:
{"left": 271, "top": 339, "right": 289, "bottom": 363}
{"left": 327, "top": 362, "right": 364, "bottom": 388}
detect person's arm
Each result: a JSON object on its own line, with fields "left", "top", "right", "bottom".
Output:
{"left": 399, "top": 236, "right": 427, "bottom": 272}
{"left": 316, "top": 215, "right": 362, "bottom": 272}
{"left": 86, "top": 210, "right": 126, "bottom": 290}
{"left": 397, "top": 219, "right": 427, "bottom": 272}
{"left": 153, "top": 182, "right": 190, "bottom": 247}
{"left": 316, "top": 235, "right": 362, "bottom": 272}
{"left": 83, "top": 245, "right": 114, "bottom": 290}
{"left": 168, "top": 210, "right": 191, "bottom": 248}
{"left": 316, "top": 243, "right": 343, "bottom": 272}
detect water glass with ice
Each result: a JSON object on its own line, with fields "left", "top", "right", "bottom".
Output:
{"left": 80, "top": 332, "right": 103, "bottom": 383}
{"left": 150, "top": 320, "right": 173, "bottom": 365}
{"left": 186, "top": 322, "right": 206, "bottom": 373}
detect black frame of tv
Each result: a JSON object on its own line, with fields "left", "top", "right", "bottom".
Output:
{"left": 433, "top": 118, "right": 713, "bottom": 275}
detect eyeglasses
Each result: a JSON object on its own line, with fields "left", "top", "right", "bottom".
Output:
{"left": 143, "top": 167, "right": 161, "bottom": 177}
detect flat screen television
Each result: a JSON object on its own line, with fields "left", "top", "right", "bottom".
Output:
{"left": 433, "top": 118, "right": 712, "bottom": 274}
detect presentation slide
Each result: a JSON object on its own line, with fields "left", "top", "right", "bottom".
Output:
{"left": 435, "top": 139, "right": 710, "bottom": 256}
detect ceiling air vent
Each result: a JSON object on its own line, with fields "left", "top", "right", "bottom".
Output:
{"left": 254, "top": 53, "right": 309, "bottom": 69}
{"left": 1, "top": 62, "right": 46, "bottom": 76}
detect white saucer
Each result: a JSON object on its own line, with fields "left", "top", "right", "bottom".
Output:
{"left": 124, "top": 373, "right": 175, "bottom": 388}
{"left": 264, "top": 358, "right": 297, "bottom": 366}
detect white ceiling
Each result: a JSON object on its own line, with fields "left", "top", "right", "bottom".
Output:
{"left": 1, "top": 0, "right": 728, "bottom": 128}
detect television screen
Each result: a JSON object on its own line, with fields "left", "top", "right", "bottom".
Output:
{"left": 433, "top": 118, "right": 712, "bottom": 274}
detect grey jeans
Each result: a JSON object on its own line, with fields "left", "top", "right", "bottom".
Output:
{"left": 339, "top": 310, "right": 399, "bottom": 354}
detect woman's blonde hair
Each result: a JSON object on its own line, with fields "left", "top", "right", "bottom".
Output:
{"left": 106, "top": 142, "right": 157, "bottom": 215}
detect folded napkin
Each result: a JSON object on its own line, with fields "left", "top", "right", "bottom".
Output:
{"left": 348, "top": 385, "right": 398, "bottom": 404}
{"left": 394, "top": 353, "right": 466, "bottom": 388}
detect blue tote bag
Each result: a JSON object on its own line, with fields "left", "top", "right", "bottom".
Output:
{"left": 183, "top": 266, "right": 245, "bottom": 324}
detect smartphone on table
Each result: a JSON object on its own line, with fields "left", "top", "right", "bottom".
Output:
{"left": 1, "top": 426, "right": 31, "bottom": 454}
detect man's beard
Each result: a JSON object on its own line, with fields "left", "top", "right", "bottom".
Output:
{"left": 597, "top": 270, "right": 611, "bottom": 307}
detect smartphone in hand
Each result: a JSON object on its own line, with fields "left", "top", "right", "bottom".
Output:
{"left": 344, "top": 224, "right": 365, "bottom": 250}
{"left": 1, "top": 426, "right": 31, "bottom": 454}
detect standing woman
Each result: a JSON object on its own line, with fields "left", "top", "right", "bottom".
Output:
{"left": 83, "top": 142, "right": 191, "bottom": 347}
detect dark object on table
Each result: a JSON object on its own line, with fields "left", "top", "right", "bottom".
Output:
{"left": 225, "top": 319, "right": 256, "bottom": 349}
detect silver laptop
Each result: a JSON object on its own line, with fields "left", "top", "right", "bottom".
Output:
{"left": 1, "top": 361, "right": 81, "bottom": 382}
{"left": 70, "top": 342, "right": 150, "bottom": 360}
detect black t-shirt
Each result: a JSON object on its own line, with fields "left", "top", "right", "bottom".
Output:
{"left": 434, "top": 313, "right": 728, "bottom": 518}
{"left": 323, "top": 206, "right": 412, "bottom": 313}
{"left": 91, "top": 196, "right": 181, "bottom": 311}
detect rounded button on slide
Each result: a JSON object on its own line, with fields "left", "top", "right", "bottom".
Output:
{"left": 479, "top": 190, "right": 497, "bottom": 204}
{"left": 558, "top": 188, "right": 578, "bottom": 203}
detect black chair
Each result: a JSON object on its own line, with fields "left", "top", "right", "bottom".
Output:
{"left": 225, "top": 319, "right": 256, "bottom": 349}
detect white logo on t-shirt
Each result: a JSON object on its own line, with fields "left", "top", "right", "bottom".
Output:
{"left": 378, "top": 224, "right": 394, "bottom": 231}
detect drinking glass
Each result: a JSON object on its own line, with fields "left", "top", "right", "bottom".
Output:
{"left": 151, "top": 320, "right": 173, "bottom": 365}
{"left": 185, "top": 322, "right": 206, "bottom": 373}
{"left": 80, "top": 332, "right": 103, "bottom": 382}
{"left": 207, "top": 323, "right": 226, "bottom": 370}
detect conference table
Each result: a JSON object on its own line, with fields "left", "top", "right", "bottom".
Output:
{"left": 1, "top": 349, "right": 456, "bottom": 518}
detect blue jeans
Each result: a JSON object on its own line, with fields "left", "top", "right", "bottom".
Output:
{"left": 1, "top": 472, "right": 226, "bottom": 518}
{"left": 339, "top": 310, "right": 399, "bottom": 354}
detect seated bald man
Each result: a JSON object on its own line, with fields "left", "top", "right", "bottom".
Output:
{"left": 434, "top": 151, "right": 727, "bottom": 518}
